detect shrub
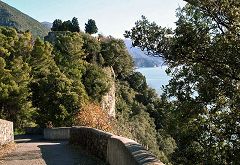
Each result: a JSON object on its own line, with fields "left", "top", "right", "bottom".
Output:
{"left": 74, "top": 103, "right": 112, "bottom": 132}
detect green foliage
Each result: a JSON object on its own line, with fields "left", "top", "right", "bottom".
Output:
{"left": 0, "top": 24, "right": 174, "bottom": 165}
{"left": 51, "top": 17, "right": 80, "bottom": 32}
{"left": 31, "top": 72, "right": 82, "bottom": 127}
{"left": 61, "top": 20, "right": 73, "bottom": 31}
{"left": 0, "top": 1, "right": 49, "bottom": 38}
{"left": 85, "top": 19, "right": 98, "bottom": 34}
{"left": 30, "top": 38, "right": 56, "bottom": 77}
{"left": 46, "top": 32, "right": 85, "bottom": 67}
{"left": 0, "top": 27, "right": 91, "bottom": 128}
{"left": 101, "top": 38, "right": 134, "bottom": 79}
{"left": 124, "top": 15, "right": 172, "bottom": 57}
{"left": 125, "top": 1, "right": 240, "bottom": 164}
{"left": 34, "top": 32, "right": 90, "bottom": 127}
{"left": 115, "top": 78, "right": 175, "bottom": 164}
{"left": 0, "top": 27, "right": 35, "bottom": 128}
{"left": 82, "top": 33, "right": 103, "bottom": 65}
{"left": 127, "top": 72, "right": 147, "bottom": 92}
{"left": 51, "top": 19, "right": 62, "bottom": 31}
{"left": 82, "top": 64, "right": 111, "bottom": 102}
{"left": 72, "top": 17, "right": 80, "bottom": 32}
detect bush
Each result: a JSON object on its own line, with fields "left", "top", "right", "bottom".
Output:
{"left": 74, "top": 103, "right": 113, "bottom": 132}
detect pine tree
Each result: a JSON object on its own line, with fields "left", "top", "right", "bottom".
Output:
{"left": 51, "top": 19, "right": 63, "bottom": 31}
{"left": 0, "top": 27, "right": 34, "bottom": 128}
{"left": 85, "top": 19, "right": 98, "bottom": 34}
{"left": 72, "top": 17, "right": 80, "bottom": 32}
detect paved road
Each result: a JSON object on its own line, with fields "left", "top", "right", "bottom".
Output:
{"left": 0, "top": 135, "right": 105, "bottom": 165}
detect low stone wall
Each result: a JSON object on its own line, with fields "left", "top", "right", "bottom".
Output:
{"left": 70, "top": 127, "right": 112, "bottom": 161}
{"left": 70, "top": 127, "right": 163, "bottom": 165}
{"left": 0, "top": 119, "right": 14, "bottom": 146}
{"left": 44, "top": 127, "right": 70, "bottom": 140}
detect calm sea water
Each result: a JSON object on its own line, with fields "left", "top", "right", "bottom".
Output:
{"left": 136, "top": 66, "right": 171, "bottom": 95}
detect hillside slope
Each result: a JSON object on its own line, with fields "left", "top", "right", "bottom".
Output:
{"left": 0, "top": 1, "right": 49, "bottom": 38}
{"left": 124, "top": 39, "right": 164, "bottom": 68}
{"left": 41, "top": 21, "right": 52, "bottom": 29}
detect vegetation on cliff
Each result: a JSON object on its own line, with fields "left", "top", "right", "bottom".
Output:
{"left": 3, "top": 0, "right": 239, "bottom": 163}
{"left": 125, "top": 0, "right": 240, "bottom": 164}
{"left": 0, "top": 20, "right": 173, "bottom": 163}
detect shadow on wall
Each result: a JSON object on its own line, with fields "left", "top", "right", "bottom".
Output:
{"left": 107, "top": 136, "right": 163, "bottom": 165}
{"left": 38, "top": 141, "right": 105, "bottom": 165}
{"left": 126, "top": 142, "right": 159, "bottom": 164}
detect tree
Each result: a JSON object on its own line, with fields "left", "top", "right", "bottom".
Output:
{"left": 51, "top": 19, "right": 63, "bottom": 31}
{"left": 127, "top": 72, "right": 147, "bottom": 92}
{"left": 72, "top": 17, "right": 80, "bottom": 32}
{"left": 29, "top": 38, "right": 57, "bottom": 77}
{"left": 81, "top": 32, "right": 103, "bottom": 65}
{"left": 114, "top": 77, "right": 175, "bottom": 164}
{"left": 100, "top": 38, "right": 134, "bottom": 79}
{"left": 85, "top": 19, "right": 98, "bottom": 34}
{"left": 125, "top": 1, "right": 240, "bottom": 164}
{"left": 0, "top": 27, "right": 34, "bottom": 129}
{"left": 82, "top": 64, "right": 111, "bottom": 102}
{"left": 30, "top": 38, "right": 88, "bottom": 127}
{"left": 47, "top": 32, "right": 85, "bottom": 67}
{"left": 61, "top": 20, "right": 73, "bottom": 31}
{"left": 51, "top": 18, "right": 80, "bottom": 32}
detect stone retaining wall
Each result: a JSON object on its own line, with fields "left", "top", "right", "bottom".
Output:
{"left": 70, "top": 127, "right": 164, "bottom": 165}
{"left": 0, "top": 119, "right": 14, "bottom": 146}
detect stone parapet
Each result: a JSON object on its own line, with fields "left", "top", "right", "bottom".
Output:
{"left": 0, "top": 119, "right": 14, "bottom": 146}
{"left": 70, "top": 126, "right": 163, "bottom": 165}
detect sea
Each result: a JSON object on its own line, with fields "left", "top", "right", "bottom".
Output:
{"left": 136, "top": 66, "right": 171, "bottom": 96}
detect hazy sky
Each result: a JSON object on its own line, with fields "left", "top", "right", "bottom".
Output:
{"left": 2, "top": 0, "right": 186, "bottom": 38}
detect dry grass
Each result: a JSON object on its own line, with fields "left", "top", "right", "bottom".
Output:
{"left": 0, "top": 142, "right": 16, "bottom": 158}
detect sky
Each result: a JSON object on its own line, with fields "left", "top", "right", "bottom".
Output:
{"left": 1, "top": 0, "right": 186, "bottom": 38}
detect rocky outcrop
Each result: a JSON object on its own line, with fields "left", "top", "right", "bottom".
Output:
{"left": 101, "top": 67, "right": 116, "bottom": 117}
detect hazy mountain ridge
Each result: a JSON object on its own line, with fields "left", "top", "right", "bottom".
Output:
{"left": 0, "top": 1, "right": 49, "bottom": 38}
{"left": 124, "top": 39, "right": 164, "bottom": 68}
{"left": 41, "top": 21, "right": 52, "bottom": 29}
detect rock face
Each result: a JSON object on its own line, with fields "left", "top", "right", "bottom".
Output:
{"left": 101, "top": 67, "right": 116, "bottom": 118}
{"left": 0, "top": 119, "right": 14, "bottom": 146}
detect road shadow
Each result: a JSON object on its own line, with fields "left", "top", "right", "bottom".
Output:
{"left": 13, "top": 135, "right": 106, "bottom": 164}
{"left": 38, "top": 142, "right": 106, "bottom": 165}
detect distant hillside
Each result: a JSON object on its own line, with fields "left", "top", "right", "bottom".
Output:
{"left": 124, "top": 39, "right": 164, "bottom": 68}
{"left": 124, "top": 40, "right": 164, "bottom": 68}
{"left": 0, "top": 1, "right": 49, "bottom": 38}
{"left": 41, "top": 21, "right": 52, "bottom": 29}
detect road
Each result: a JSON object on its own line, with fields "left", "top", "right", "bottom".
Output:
{"left": 0, "top": 135, "right": 105, "bottom": 165}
